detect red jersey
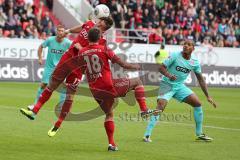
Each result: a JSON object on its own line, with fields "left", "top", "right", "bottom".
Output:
{"left": 79, "top": 44, "right": 118, "bottom": 96}
{"left": 69, "top": 20, "right": 106, "bottom": 54}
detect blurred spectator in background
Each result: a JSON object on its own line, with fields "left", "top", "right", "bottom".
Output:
{"left": 9, "top": 29, "right": 17, "bottom": 38}
{"left": 0, "top": 27, "right": 3, "bottom": 37}
{"left": 88, "top": 0, "right": 239, "bottom": 47}
{"left": 202, "top": 36, "right": 213, "bottom": 51}
{"left": 0, "top": 7, "right": 7, "bottom": 28}
{"left": 43, "top": 21, "right": 55, "bottom": 36}
{"left": 41, "top": 11, "right": 51, "bottom": 29}
{"left": 149, "top": 27, "right": 163, "bottom": 44}
{"left": 25, "top": 19, "right": 36, "bottom": 38}
{"left": 226, "top": 30, "right": 238, "bottom": 47}
{"left": 1, "top": 0, "right": 239, "bottom": 48}
{"left": 5, "top": 9, "right": 17, "bottom": 30}
{"left": 18, "top": 29, "right": 25, "bottom": 38}
{"left": 0, "top": 0, "right": 57, "bottom": 39}
{"left": 46, "top": 0, "right": 53, "bottom": 10}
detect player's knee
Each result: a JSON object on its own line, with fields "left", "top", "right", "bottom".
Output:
{"left": 65, "top": 94, "right": 74, "bottom": 101}
{"left": 131, "top": 77, "right": 143, "bottom": 89}
{"left": 194, "top": 101, "right": 202, "bottom": 107}
{"left": 40, "top": 83, "right": 47, "bottom": 89}
{"left": 105, "top": 112, "right": 113, "bottom": 119}
{"left": 136, "top": 77, "right": 143, "bottom": 85}
{"left": 157, "top": 99, "right": 167, "bottom": 111}
{"left": 48, "top": 77, "right": 63, "bottom": 90}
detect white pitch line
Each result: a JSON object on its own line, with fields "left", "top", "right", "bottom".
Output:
{"left": 161, "top": 121, "right": 240, "bottom": 132}
{"left": 207, "top": 116, "right": 240, "bottom": 121}
{"left": 1, "top": 105, "right": 240, "bottom": 132}
{"left": 0, "top": 105, "right": 54, "bottom": 113}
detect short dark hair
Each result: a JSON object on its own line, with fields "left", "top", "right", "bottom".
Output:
{"left": 88, "top": 27, "right": 101, "bottom": 43}
{"left": 56, "top": 24, "right": 64, "bottom": 29}
{"left": 99, "top": 16, "right": 114, "bottom": 30}
{"left": 184, "top": 40, "right": 195, "bottom": 47}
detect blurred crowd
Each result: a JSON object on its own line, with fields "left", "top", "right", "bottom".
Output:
{"left": 1, "top": 0, "right": 239, "bottom": 48}
{"left": 0, "top": 0, "right": 55, "bottom": 39}
{"left": 89, "top": 0, "right": 240, "bottom": 47}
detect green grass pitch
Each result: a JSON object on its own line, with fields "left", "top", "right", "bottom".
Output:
{"left": 0, "top": 82, "right": 239, "bottom": 160}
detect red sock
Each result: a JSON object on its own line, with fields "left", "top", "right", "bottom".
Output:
{"left": 54, "top": 100, "right": 73, "bottom": 128}
{"left": 134, "top": 85, "right": 147, "bottom": 112}
{"left": 32, "top": 87, "right": 53, "bottom": 114}
{"left": 104, "top": 120, "right": 115, "bottom": 146}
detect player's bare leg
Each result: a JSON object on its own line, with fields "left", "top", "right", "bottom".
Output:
{"left": 183, "top": 94, "right": 213, "bottom": 142}
{"left": 128, "top": 77, "right": 161, "bottom": 117}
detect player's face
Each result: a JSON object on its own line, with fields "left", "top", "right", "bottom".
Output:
{"left": 56, "top": 27, "right": 65, "bottom": 39}
{"left": 96, "top": 19, "right": 107, "bottom": 32}
{"left": 183, "top": 41, "right": 194, "bottom": 55}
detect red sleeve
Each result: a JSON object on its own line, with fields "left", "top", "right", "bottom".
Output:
{"left": 105, "top": 48, "right": 119, "bottom": 63}
{"left": 99, "top": 38, "right": 107, "bottom": 45}
{"left": 84, "top": 21, "right": 95, "bottom": 28}
{"left": 81, "top": 23, "right": 86, "bottom": 29}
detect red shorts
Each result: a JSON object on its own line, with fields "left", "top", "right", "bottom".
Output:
{"left": 51, "top": 48, "right": 82, "bottom": 86}
{"left": 92, "top": 78, "right": 130, "bottom": 113}
{"left": 113, "top": 78, "right": 130, "bottom": 97}
{"left": 91, "top": 78, "right": 130, "bottom": 101}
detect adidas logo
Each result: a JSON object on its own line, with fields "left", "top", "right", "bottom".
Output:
{"left": 0, "top": 64, "right": 29, "bottom": 79}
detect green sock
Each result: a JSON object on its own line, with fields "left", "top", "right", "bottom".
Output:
{"left": 194, "top": 106, "right": 203, "bottom": 136}
{"left": 144, "top": 115, "right": 160, "bottom": 137}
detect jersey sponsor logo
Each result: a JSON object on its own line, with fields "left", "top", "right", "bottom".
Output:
{"left": 50, "top": 49, "right": 64, "bottom": 54}
{"left": 176, "top": 66, "right": 191, "bottom": 73}
{"left": 80, "top": 28, "right": 88, "bottom": 39}
{"left": 0, "top": 64, "right": 29, "bottom": 79}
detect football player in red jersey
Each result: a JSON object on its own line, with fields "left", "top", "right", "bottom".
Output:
{"left": 20, "top": 17, "right": 113, "bottom": 123}
{"left": 77, "top": 28, "right": 160, "bottom": 151}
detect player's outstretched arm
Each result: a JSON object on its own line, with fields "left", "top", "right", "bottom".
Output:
{"left": 112, "top": 55, "right": 140, "bottom": 70}
{"left": 65, "top": 23, "right": 83, "bottom": 34}
{"left": 158, "top": 64, "right": 177, "bottom": 81}
{"left": 195, "top": 72, "right": 217, "bottom": 108}
{"left": 37, "top": 45, "right": 44, "bottom": 65}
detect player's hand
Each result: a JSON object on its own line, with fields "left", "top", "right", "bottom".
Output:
{"left": 169, "top": 74, "right": 177, "bottom": 81}
{"left": 134, "top": 64, "right": 141, "bottom": 70}
{"left": 64, "top": 29, "right": 70, "bottom": 35}
{"left": 38, "top": 59, "right": 43, "bottom": 65}
{"left": 74, "top": 43, "right": 82, "bottom": 50}
{"left": 207, "top": 96, "right": 217, "bottom": 108}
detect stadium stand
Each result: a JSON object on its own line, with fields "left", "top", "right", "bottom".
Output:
{"left": 88, "top": 0, "right": 240, "bottom": 47}
{"left": 0, "top": 0, "right": 59, "bottom": 39}
{"left": 0, "top": 0, "right": 239, "bottom": 47}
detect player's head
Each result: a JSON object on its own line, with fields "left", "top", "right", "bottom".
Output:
{"left": 56, "top": 25, "right": 65, "bottom": 39}
{"left": 183, "top": 40, "right": 195, "bottom": 55}
{"left": 96, "top": 16, "right": 114, "bottom": 32}
{"left": 88, "top": 27, "right": 101, "bottom": 43}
